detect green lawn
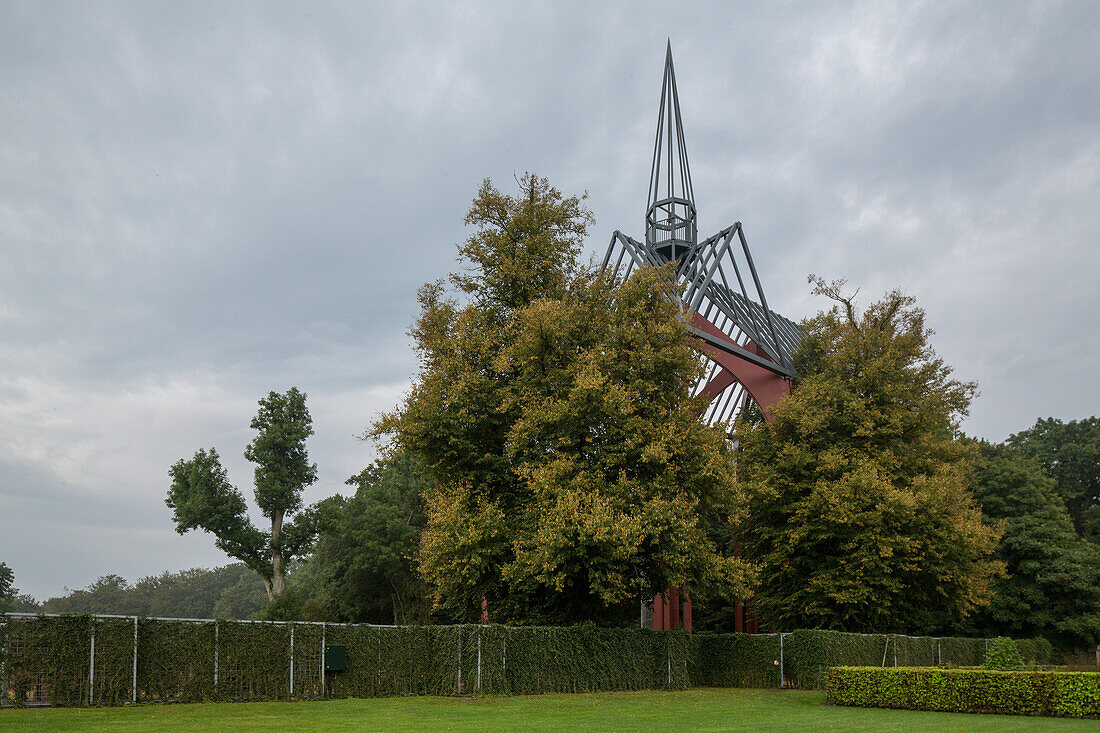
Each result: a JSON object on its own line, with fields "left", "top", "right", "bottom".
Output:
{"left": 3, "top": 688, "right": 1095, "bottom": 732}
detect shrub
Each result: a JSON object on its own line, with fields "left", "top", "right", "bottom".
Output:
{"left": 826, "top": 666, "right": 1100, "bottom": 718}
{"left": 983, "top": 636, "right": 1025, "bottom": 670}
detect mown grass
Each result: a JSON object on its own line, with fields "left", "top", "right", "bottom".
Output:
{"left": 3, "top": 688, "right": 1095, "bottom": 732}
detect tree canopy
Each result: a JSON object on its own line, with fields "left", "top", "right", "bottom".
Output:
{"left": 166, "top": 387, "right": 319, "bottom": 599}
{"left": 0, "top": 562, "right": 14, "bottom": 612}
{"left": 733, "top": 278, "right": 1001, "bottom": 633}
{"left": 374, "top": 175, "right": 751, "bottom": 623}
{"left": 963, "top": 441, "right": 1100, "bottom": 650}
{"left": 1007, "top": 417, "right": 1100, "bottom": 544}
{"left": 310, "top": 453, "right": 431, "bottom": 624}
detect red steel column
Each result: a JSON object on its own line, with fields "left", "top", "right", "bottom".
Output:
{"left": 653, "top": 593, "right": 667, "bottom": 631}
{"left": 669, "top": 587, "right": 681, "bottom": 630}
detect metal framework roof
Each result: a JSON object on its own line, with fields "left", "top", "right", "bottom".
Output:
{"left": 603, "top": 42, "right": 802, "bottom": 426}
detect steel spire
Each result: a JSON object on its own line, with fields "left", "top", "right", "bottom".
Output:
{"left": 646, "top": 41, "right": 698, "bottom": 267}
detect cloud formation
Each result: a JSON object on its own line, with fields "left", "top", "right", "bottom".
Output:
{"left": 2, "top": 1, "right": 1097, "bottom": 599}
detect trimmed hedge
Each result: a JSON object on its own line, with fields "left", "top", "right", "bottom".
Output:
{"left": 827, "top": 666, "right": 1100, "bottom": 718}
{"left": 0, "top": 617, "right": 689, "bottom": 707}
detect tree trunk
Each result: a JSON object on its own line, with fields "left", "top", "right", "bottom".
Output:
{"left": 270, "top": 509, "right": 285, "bottom": 598}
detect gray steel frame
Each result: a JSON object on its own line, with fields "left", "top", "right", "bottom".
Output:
{"left": 603, "top": 43, "right": 802, "bottom": 427}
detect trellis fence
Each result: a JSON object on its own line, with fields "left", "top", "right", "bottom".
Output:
{"left": 1, "top": 613, "right": 1052, "bottom": 707}
{"left": 0, "top": 613, "right": 689, "bottom": 707}
{"left": 690, "top": 628, "right": 1053, "bottom": 690}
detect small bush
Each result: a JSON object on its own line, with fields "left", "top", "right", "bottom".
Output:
{"left": 983, "top": 636, "right": 1024, "bottom": 670}
{"left": 826, "top": 666, "right": 1100, "bottom": 718}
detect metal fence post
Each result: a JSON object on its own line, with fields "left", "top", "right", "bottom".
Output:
{"left": 88, "top": 619, "right": 95, "bottom": 706}
{"left": 476, "top": 630, "right": 482, "bottom": 692}
{"left": 213, "top": 621, "right": 219, "bottom": 692}
{"left": 456, "top": 626, "right": 462, "bottom": 694}
{"left": 131, "top": 617, "right": 138, "bottom": 704}
{"left": 1, "top": 617, "right": 8, "bottom": 706}
{"left": 779, "top": 633, "right": 785, "bottom": 689}
{"left": 321, "top": 622, "right": 326, "bottom": 698}
{"left": 289, "top": 625, "right": 294, "bottom": 698}
{"left": 937, "top": 637, "right": 942, "bottom": 666}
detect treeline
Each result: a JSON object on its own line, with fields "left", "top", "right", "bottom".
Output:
{"left": 0, "top": 563, "right": 267, "bottom": 619}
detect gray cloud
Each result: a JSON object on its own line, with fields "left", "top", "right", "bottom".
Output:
{"left": 2, "top": 1, "right": 1098, "bottom": 600}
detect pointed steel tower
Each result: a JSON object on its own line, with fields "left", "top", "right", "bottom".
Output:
{"left": 647, "top": 43, "right": 697, "bottom": 268}
{"left": 609, "top": 44, "right": 802, "bottom": 635}
{"left": 604, "top": 43, "right": 801, "bottom": 427}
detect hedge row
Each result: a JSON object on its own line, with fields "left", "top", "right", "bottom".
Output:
{"left": 0, "top": 617, "right": 689, "bottom": 707}
{"left": 826, "top": 666, "right": 1100, "bottom": 718}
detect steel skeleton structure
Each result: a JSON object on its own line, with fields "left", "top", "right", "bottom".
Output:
{"left": 603, "top": 43, "right": 801, "bottom": 426}
{"left": 608, "top": 44, "right": 801, "bottom": 634}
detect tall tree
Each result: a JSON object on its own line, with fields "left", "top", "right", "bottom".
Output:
{"left": 166, "top": 388, "right": 318, "bottom": 600}
{"left": 734, "top": 278, "right": 1001, "bottom": 633}
{"left": 375, "top": 175, "right": 751, "bottom": 623}
{"left": 1007, "top": 417, "right": 1100, "bottom": 543}
{"left": 964, "top": 441, "right": 1100, "bottom": 650}
{"left": 0, "top": 562, "right": 15, "bottom": 611}
{"left": 311, "top": 453, "right": 431, "bottom": 624}
{"left": 0, "top": 563, "right": 38, "bottom": 612}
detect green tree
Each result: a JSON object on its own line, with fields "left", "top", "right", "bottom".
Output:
{"left": 0, "top": 562, "right": 15, "bottom": 611}
{"left": 40, "top": 574, "right": 142, "bottom": 615}
{"left": 964, "top": 441, "right": 1100, "bottom": 650}
{"left": 36, "top": 565, "right": 267, "bottom": 618}
{"left": 734, "top": 278, "right": 1001, "bottom": 633}
{"left": 166, "top": 388, "right": 319, "bottom": 600}
{"left": 376, "top": 175, "right": 751, "bottom": 623}
{"left": 311, "top": 453, "right": 431, "bottom": 624}
{"left": 1007, "top": 417, "right": 1100, "bottom": 543}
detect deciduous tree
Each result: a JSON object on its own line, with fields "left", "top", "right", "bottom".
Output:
{"left": 734, "top": 278, "right": 1001, "bottom": 632}
{"left": 166, "top": 388, "right": 318, "bottom": 600}
{"left": 311, "top": 453, "right": 431, "bottom": 624}
{"left": 1007, "top": 417, "right": 1100, "bottom": 543}
{"left": 375, "top": 175, "right": 751, "bottom": 623}
{"left": 964, "top": 441, "right": 1100, "bottom": 650}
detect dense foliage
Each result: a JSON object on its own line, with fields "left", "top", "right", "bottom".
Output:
{"left": 734, "top": 278, "right": 1001, "bottom": 633}
{"left": 962, "top": 441, "right": 1100, "bottom": 650}
{"left": 310, "top": 453, "right": 432, "bottom": 624}
{"left": 1007, "top": 417, "right": 1100, "bottom": 544}
{"left": 166, "top": 388, "right": 320, "bottom": 599}
{"left": 374, "top": 175, "right": 750, "bottom": 623}
{"left": 982, "top": 636, "right": 1025, "bottom": 670}
{"left": 0, "top": 616, "right": 689, "bottom": 706}
{"left": 3, "top": 616, "right": 1048, "bottom": 707}
{"left": 826, "top": 666, "right": 1100, "bottom": 718}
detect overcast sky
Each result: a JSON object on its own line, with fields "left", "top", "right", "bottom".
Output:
{"left": 2, "top": 1, "right": 1098, "bottom": 601}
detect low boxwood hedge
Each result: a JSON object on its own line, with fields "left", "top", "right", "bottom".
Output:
{"left": 826, "top": 666, "right": 1100, "bottom": 718}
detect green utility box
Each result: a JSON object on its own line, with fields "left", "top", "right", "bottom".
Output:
{"left": 325, "top": 644, "right": 347, "bottom": 672}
